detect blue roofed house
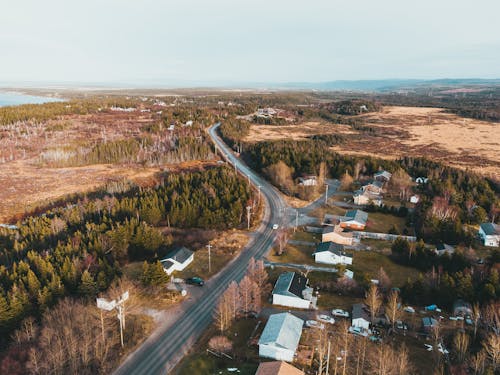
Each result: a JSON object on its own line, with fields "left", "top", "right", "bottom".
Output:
{"left": 479, "top": 223, "right": 500, "bottom": 247}
{"left": 272, "top": 272, "right": 317, "bottom": 309}
{"left": 160, "top": 247, "right": 194, "bottom": 275}
{"left": 258, "top": 312, "right": 304, "bottom": 362}
{"left": 339, "top": 209, "right": 368, "bottom": 231}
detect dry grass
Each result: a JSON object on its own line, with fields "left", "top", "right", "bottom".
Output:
{"left": 243, "top": 106, "right": 499, "bottom": 179}
{"left": 244, "top": 121, "right": 354, "bottom": 142}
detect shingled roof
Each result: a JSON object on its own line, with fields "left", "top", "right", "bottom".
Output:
{"left": 314, "top": 241, "right": 352, "bottom": 258}
{"left": 258, "top": 313, "right": 303, "bottom": 351}
{"left": 162, "top": 246, "right": 193, "bottom": 264}
{"left": 272, "top": 272, "right": 308, "bottom": 299}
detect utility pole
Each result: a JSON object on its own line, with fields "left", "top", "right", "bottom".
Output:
{"left": 324, "top": 184, "right": 329, "bottom": 205}
{"left": 206, "top": 244, "right": 212, "bottom": 273}
{"left": 326, "top": 340, "right": 331, "bottom": 375}
{"left": 96, "top": 290, "right": 129, "bottom": 348}
{"left": 246, "top": 206, "right": 252, "bottom": 230}
{"left": 247, "top": 174, "right": 250, "bottom": 185}
{"left": 257, "top": 185, "right": 261, "bottom": 206}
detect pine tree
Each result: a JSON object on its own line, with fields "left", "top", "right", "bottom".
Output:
{"left": 0, "top": 293, "right": 11, "bottom": 333}
{"left": 78, "top": 270, "right": 97, "bottom": 297}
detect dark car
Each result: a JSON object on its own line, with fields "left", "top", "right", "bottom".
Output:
{"left": 186, "top": 277, "right": 205, "bottom": 286}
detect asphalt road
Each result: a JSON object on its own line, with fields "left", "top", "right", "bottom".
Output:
{"left": 113, "top": 123, "right": 286, "bottom": 375}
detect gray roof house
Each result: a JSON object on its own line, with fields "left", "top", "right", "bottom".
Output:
{"left": 272, "top": 272, "right": 316, "bottom": 309}
{"left": 160, "top": 247, "right": 194, "bottom": 275}
{"left": 453, "top": 300, "right": 473, "bottom": 317}
{"left": 258, "top": 312, "right": 304, "bottom": 362}
{"left": 422, "top": 317, "right": 438, "bottom": 332}
{"left": 479, "top": 223, "right": 500, "bottom": 247}
{"left": 374, "top": 170, "right": 392, "bottom": 182}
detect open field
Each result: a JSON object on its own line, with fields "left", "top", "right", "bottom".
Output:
{"left": 245, "top": 106, "right": 500, "bottom": 179}
{"left": 0, "top": 107, "right": 216, "bottom": 222}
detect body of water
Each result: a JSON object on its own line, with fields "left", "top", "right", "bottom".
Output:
{"left": 0, "top": 91, "right": 63, "bottom": 107}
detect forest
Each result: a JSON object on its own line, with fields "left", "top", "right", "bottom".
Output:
{"left": 0, "top": 166, "right": 252, "bottom": 347}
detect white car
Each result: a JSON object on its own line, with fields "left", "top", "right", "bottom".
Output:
{"left": 305, "top": 320, "right": 325, "bottom": 330}
{"left": 348, "top": 326, "right": 369, "bottom": 337}
{"left": 437, "top": 343, "right": 449, "bottom": 354}
{"left": 317, "top": 314, "right": 335, "bottom": 324}
{"left": 403, "top": 306, "right": 415, "bottom": 313}
{"left": 332, "top": 309, "right": 349, "bottom": 318}
{"left": 272, "top": 224, "right": 279, "bottom": 230}
{"left": 424, "top": 344, "right": 433, "bottom": 352}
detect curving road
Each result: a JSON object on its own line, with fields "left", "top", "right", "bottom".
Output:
{"left": 113, "top": 123, "right": 286, "bottom": 375}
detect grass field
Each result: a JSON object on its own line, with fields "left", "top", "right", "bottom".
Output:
{"left": 365, "top": 212, "right": 409, "bottom": 234}
{"left": 351, "top": 251, "right": 421, "bottom": 287}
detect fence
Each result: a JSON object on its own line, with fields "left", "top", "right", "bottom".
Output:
{"left": 352, "top": 231, "right": 416, "bottom": 242}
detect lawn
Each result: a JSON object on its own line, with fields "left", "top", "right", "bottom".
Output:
{"left": 351, "top": 251, "right": 421, "bottom": 287}
{"left": 365, "top": 212, "right": 411, "bottom": 234}
{"left": 291, "top": 230, "right": 320, "bottom": 243}
{"left": 176, "top": 319, "right": 260, "bottom": 375}
{"left": 266, "top": 243, "right": 317, "bottom": 266}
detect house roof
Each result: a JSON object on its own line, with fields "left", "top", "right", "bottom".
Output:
{"left": 352, "top": 303, "right": 370, "bottom": 321}
{"left": 272, "top": 272, "right": 307, "bottom": 299}
{"left": 364, "top": 180, "right": 384, "bottom": 189}
{"left": 480, "top": 223, "right": 500, "bottom": 236}
{"left": 374, "top": 170, "right": 392, "bottom": 180}
{"left": 322, "top": 226, "right": 335, "bottom": 234}
{"left": 344, "top": 210, "right": 368, "bottom": 225}
{"left": 314, "top": 241, "right": 352, "bottom": 258}
{"left": 162, "top": 246, "right": 193, "bottom": 264}
{"left": 258, "top": 313, "right": 303, "bottom": 351}
{"left": 256, "top": 361, "right": 304, "bottom": 375}
{"left": 422, "top": 317, "right": 438, "bottom": 327}
{"left": 160, "top": 259, "right": 174, "bottom": 270}
{"left": 453, "top": 299, "right": 472, "bottom": 311}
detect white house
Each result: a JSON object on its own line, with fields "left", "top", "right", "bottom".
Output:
{"left": 353, "top": 190, "right": 383, "bottom": 206}
{"left": 415, "top": 177, "right": 429, "bottom": 184}
{"left": 410, "top": 195, "right": 420, "bottom": 204}
{"left": 351, "top": 303, "right": 371, "bottom": 330}
{"left": 479, "top": 223, "right": 500, "bottom": 247}
{"left": 160, "top": 247, "right": 194, "bottom": 275}
{"left": 374, "top": 170, "right": 392, "bottom": 182}
{"left": 272, "top": 272, "right": 316, "bottom": 309}
{"left": 258, "top": 313, "right": 304, "bottom": 362}
{"left": 434, "top": 243, "right": 455, "bottom": 256}
{"left": 298, "top": 175, "right": 317, "bottom": 186}
{"left": 360, "top": 180, "right": 384, "bottom": 195}
{"left": 321, "top": 226, "right": 354, "bottom": 245}
{"left": 313, "top": 242, "right": 353, "bottom": 265}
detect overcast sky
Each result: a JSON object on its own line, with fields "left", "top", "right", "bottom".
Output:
{"left": 1, "top": 0, "right": 499, "bottom": 85}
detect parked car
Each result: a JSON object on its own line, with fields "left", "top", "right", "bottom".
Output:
{"left": 396, "top": 320, "right": 408, "bottom": 330}
{"left": 332, "top": 309, "right": 349, "bottom": 318}
{"left": 369, "top": 335, "right": 382, "bottom": 343}
{"left": 403, "top": 306, "right": 415, "bottom": 313}
{"left": 465, "top": 316, "right": 473, "bottom": 325}
{"left": 185, "top": 277, "right": 205, "bottom": 286}
{"left": 437, "top": 343, "right": 449, "bottom": 355}
{"left": 306, "top": 320, "right": 325, "bottom": 330}
{"left": 424, "top": 344, "right": 433, "bottom": 352}
{"left": 317, "top": 314, "right": 335, "bottom": 324}
{"left": 272, "top": 224, "right": 279, "bottom": 230}
{"left": 348, "top": 326, "right": 369, "bottom": 337}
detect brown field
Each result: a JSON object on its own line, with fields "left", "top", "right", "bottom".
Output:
{"left": 0, "top": 109, "right": 214, "bottom": 222}
{"left": 246, "top": 106, "right": 500, "bottom": 179}
{"left": 244, "top": 121, "right": 355, "bottom": 142}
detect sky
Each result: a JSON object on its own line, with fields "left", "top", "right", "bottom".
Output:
{"left": 1, "top": 0, "right": 499, "bottom": 85}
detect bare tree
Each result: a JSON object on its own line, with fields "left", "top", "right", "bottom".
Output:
{"left": 469, "top": 350, "right": 486, "bottom": 375}
{"left": 208, "top": 336, "right": 233, "bottom": 354}
{"left": 275, "top": 229, "right": 289, "bottom": 256}
{"left": 213, "top": 292, "right": 231, "bottom": 333}
{"left": 453, "top": 331, "right": 470, "bottom": 363}
{"left": 377, "top": 267, "right": 392, "bottom": 291}
{"left": 264, "top": 161, "right": 294, "bottom": 193}
{"left": 239, "top": 275, "right": 255, "bottom": 314}
{"left": 340, "top": 170, "right": 354, "bottom": 191}
{"left": 365, "top": 284, "right": 382, "bottom": 324}
{"left": 471, "top": 302, "right": 481, "bottom": 340}
{"left": 385, "top": 289, "right": 401, "bottom": 330}
{"left": 483, "top": 332, "right": 500, "bottom": 371}
{"left": 395, "top": 344, "right": 412, "bottom": 375}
